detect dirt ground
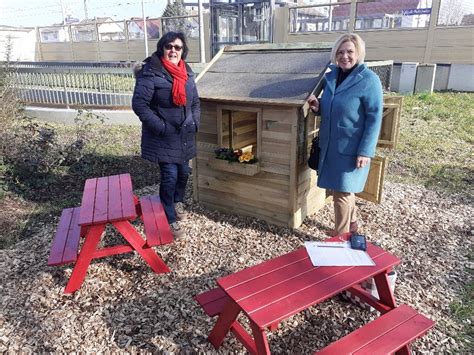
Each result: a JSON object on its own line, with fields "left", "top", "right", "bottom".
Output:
{"left": 0, "top": 180, "right": 472, "bottom": 353}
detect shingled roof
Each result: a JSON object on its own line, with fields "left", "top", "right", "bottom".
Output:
{"left": 196, "top": 43, "right": 332, "bottom": 106}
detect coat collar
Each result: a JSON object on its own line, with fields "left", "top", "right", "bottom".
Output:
{"left": 325, "top": 63, "right": 367, "bottom": 95}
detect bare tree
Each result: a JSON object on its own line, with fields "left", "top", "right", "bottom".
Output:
{"left": 438, "top": 0, "right": 465, "bottom": 25}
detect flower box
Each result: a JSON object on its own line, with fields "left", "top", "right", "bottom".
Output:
{"left": 207, "top": 158, "right": 260, "bottom": 176}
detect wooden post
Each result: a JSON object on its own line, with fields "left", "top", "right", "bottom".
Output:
{"left": 423, "top": 0, "right": 442, "bottom": 63}
{"left": 348, "top": 0, "right": 357, "bottom": 32}
{"left": 124, "top": 20, "right": 131, "bottom": 61}
{"left": 95, "top": 20, "right": 101, "bottom": 62}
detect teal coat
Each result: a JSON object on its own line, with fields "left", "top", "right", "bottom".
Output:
{"left": 317, "top": 64, "right": 383, "bottom": 193}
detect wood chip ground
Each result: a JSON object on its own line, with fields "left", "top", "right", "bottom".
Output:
{"left": 0, "top": 180, "right": 472, "bottom": 353}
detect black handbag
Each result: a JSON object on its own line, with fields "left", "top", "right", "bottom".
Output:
{"left": 308, "top": 136, "right": 320, "bottom": 171}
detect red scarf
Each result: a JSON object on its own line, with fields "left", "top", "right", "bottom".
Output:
{"left": 160, "top": 58, "right": 188, "bottom": 106}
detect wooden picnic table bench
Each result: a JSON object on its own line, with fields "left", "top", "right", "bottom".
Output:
{"left": 47, "top": 173, "right": 172, "bottom": 294}
{"left": 196, "top": 234, "right": 434, "bottom": 354}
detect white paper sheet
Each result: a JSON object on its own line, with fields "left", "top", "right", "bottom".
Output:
{"left": 304, "top": 241, "right": 375, "bottom": 267}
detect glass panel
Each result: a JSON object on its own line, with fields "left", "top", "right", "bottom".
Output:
{"left": 437, "top": 0, "right": 474, "bottom": 26}
{"left": 356, "top": 0, "right": 432, "bottom": 30}
{"left": 162, "top": 16, "right": 199, "bottom": 38}
{"left": 127, "top": 19, "right": 162, "bottom": 40}
{"left": 98, "top": 21, "right": 125, "bottom": 41}
{"left": 71, "top": 24, "right": 97, "bottom": 42}
{"left": 221, "top": 110, "right": 258, "bottom": 153}
{"left": 214, "top": 5, "right": 239, "bottom": 42}
{"left": 39, "top": 27, "right": 70, "bottom": 43}
{"left": 289, "top": 3, "right": 351, "bottom": 33}
{"left": 242, "top": 2, "right": 271, "bottom": 42}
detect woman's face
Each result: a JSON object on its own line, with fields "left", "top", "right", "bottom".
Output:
{"left": 336, "top": 41, "right": 359, "bottom": 72}
{"left": 162, "top": 38, "right": 183, "bottom": 65}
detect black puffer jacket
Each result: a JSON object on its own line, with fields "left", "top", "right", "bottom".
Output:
{"left": 132, "top": 54, "right": 200, "bottom": 164}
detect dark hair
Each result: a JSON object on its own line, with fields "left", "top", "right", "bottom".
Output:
{"left": 156, "top": 31, "right": 189, "bottom": 60}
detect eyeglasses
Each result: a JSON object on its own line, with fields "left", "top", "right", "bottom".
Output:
{"left": 164, "top": 44, "right": 183, "bottom": 51}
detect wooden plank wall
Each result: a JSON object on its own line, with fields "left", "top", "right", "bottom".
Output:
{"left": 38, "top": 38, "right": 200, "bottom": 62}
{"left": 194, "top": 101, "right": 297, "bottom": 226}
{"left": 430, "top": 27, "right": 474, "bottom": 63}
{"left": 195, "top": 100, "right": 330, "bottom": 228}
{"left": 233, "top": 111, "right": 258, "bottom": 150}
{"left": 287, "top": 29, "right": 429, "bottom": 63}
{"left": 286, "top": 27, "right": 473, "bottom": 64}
{"left": 39, "top": 42, "right": 74, "bottom": 61}
{"left": 293, "top": 108, "right": 326, "bottom": 228}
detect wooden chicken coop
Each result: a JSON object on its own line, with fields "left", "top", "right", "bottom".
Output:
{"left": 194, "top": 43, "right": 401, "bottom": 228}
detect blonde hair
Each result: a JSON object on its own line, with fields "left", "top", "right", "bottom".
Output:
{"left": 330, "top": 33, "right": 366, "bottom": 65}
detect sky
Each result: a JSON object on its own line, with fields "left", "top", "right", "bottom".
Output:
{"left": 0, "top": 0, "right": 168, "bottom": 27}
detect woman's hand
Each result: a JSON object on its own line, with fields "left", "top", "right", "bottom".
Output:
{"left": 356, "top": 156, "right": 370, "bottom": 169}
{"left": 307, "top": 95, "right": 319, "bottom": 113}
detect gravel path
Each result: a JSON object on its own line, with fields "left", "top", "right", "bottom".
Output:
{"left": 0, "top": 181, "right": 472, "bottom": 353}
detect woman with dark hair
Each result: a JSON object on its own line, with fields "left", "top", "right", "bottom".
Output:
{"left": 132, "top": 31, "right": 200, "bottom": 238}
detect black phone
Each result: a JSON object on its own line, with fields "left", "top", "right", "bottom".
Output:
{"left": 350, "top": 234, "right": 367, "bottom": 251}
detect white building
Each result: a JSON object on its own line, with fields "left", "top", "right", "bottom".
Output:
{"left": 0, "top": 26, "right": 36, "bottom": 61}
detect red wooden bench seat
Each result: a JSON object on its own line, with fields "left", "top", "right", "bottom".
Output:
{"left": 315, "top": 304, "right": 435, "bottom": 355}
{"left": 195, "top": 288, "right": 280, "bottom": 333}
{"left": 48, "top": 207, "right": 82, "bottom": 266}
{"left": 140, "top": 195, "right": 173, "bottom": 247}
{"left": 195, "top": 288, "right": 230, "bottom": 317}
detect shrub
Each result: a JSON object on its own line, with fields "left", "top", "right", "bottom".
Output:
{"left": 1, "top": 62, "right": 106, "bottom": 191}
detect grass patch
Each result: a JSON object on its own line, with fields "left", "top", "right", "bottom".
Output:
{"left": 449, "top": 262, "right": 473, "bottom": 352}
{"left": 384, "top": 92, "right": 474, "bottom": 198}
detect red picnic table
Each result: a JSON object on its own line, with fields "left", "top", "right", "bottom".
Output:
{"left": 48, "top": 173, "right": 173, "bottom": 294}
{"left": 196, "top": 234, "right": 435, "bottom": 354}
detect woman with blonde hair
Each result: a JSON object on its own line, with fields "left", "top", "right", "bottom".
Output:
{"left": 307, "top": 33, "right": 383, "bottom": 235}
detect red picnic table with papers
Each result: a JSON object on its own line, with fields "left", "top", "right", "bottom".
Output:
{"left": 48, "top": 173, "right": 173, "bottom": 294}
{"left": 196, "top": 234, "right": 434, "bottom": 354}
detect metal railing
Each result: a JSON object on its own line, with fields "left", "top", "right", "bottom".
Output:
{"left": 4, "top": 60, "right": 392, "bottom": 109}
{"left": 7, "top": 62, "right": 136, "bottom": 108}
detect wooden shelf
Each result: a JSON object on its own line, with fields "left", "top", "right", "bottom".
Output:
{"left": 207, "top": 158, "right": 260, "bottom": 176}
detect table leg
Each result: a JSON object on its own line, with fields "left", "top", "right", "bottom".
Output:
{"left": 134, "top": 194, "right": 141, "bottom": 216}
{"left": 113, "top": 220, "right": 170, "bottom": 274}
{"left": 268, "top": 322, "right": 279, "bottom": 331}
{"left": 373, "top": 271, "right": 397, "bottom": 310}
{"left": 250, "top": 320, "right": 271, "bottom": 355}
{"left": 208, "top": 299, "right": 242, "bottom": 349}
{"left": 64, "top": 224, "right": 105, "bottom": 294}
{"left": 396, "top": 343, "right": 411, "bottom": 355}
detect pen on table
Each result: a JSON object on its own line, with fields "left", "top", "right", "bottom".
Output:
{"left": 317, "top": 245, "right": 345, "bottom": 248}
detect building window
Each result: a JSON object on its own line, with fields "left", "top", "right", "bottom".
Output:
{"left": 289, "top": 3, "right": 351, "bottom": 33}
{"left": 373, "top": 18, "right": 383, "bottom": 28}
{"left": 356, "top": 0, "right": 432, "bottom": 30}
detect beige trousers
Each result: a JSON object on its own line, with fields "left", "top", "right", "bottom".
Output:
{"left": 333, "top": 191, "right": 358, "bottom": 235}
